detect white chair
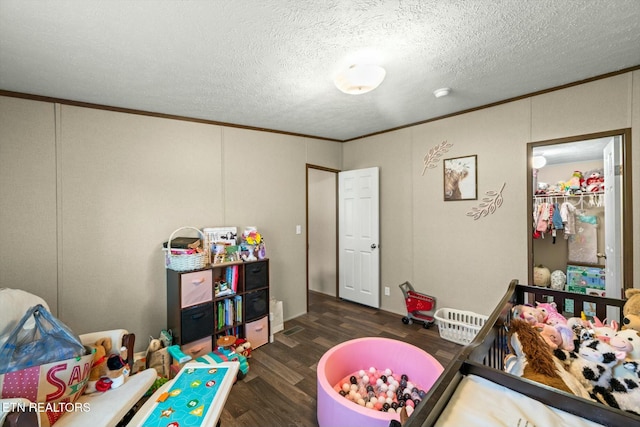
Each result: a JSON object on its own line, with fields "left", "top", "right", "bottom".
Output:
{"left": 0, "top": 289, "right": 156, "bottom": 427}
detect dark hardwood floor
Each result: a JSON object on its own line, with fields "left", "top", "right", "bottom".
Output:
{"left": 218, "top": 291, "right": 462, "bottom": 427}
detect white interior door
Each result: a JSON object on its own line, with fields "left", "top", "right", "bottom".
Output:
{"left": 338, "top": 167, "right": 380, "bottom": 308}
{"left": 603, "top": 136, "right": 622, "bottom": 304}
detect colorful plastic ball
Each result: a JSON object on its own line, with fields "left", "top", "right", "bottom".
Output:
{"left": 406, "top": 405, "right": 414, "bottom": 416}
{"left": 380, "top": 375, "right": 387, "bottom": 383}
{"left": 386, "top": 390, "right": 394, "bottom": 398}
{"left": 350, "top": 376, "right": 357, "bottom": 384}
{"left": 369, "top": 367, "right": 376, "bottom": 374}
{"left": 397, "top": 400, "right": 405, "bottom": 407}
{"left": 376, "top": 378, "right": 384, "bottom": 386}
{"left": 374, "top": 402, "right": 383, "bottom": 410}
{"left": 366, "top": 385, "right": 374, "bottom": 393}
{"left": 385, "top": 368, "right": 392, "bottom": 376}
{"left": 357, "top": 398, "right": 365, "bottom": 406}
{"left": 342, "top": 383, "right": 350, "bottom": 392}
{"left": 400, "top": 379, "right": 407, "bottom": 388}
{"left": 358, "top": 369, "right": 365, "bottom": 377}
{"left": 350, "top": 384, "right": 358, "bottom": 392}
{"left": 362, "top": 375, "right": 369, "bottom": 385}
{"left": 339, "top": 390, "right": 347, "bottom": 396}
{"left": 413, "top": 398, "right": 421, "bottom": 406}
{"left": 391, "top": 402, "right": 398, "bottom": 410}
{"left": 366, "top": 401, "right": 374, "bottom": 409}
{"left": 382, "top": 403, "right": 390, "bottom": 410}
{"left": 418, "top": 389, "right": 427, "bottom": 398}
{"left": 401, "top": 374, "right": 408, "bottom": 381}
{"left": 405, "top": 399, "right": 415, "bottom": 408}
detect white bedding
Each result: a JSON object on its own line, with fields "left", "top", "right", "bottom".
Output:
{"left": 434, "top": 375, "right": 604, "bottom": 427}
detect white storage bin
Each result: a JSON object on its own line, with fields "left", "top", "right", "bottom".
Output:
{"left": 270, "top": 298, "right": 284, "bottom": 335}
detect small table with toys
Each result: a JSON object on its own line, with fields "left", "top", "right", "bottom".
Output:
{"left": 126, "top": 361, "right": 239, "bottom": 427}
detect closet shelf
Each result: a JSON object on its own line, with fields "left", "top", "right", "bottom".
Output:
{"left": 533, "top": 191, "right": 604, "bottom": 199}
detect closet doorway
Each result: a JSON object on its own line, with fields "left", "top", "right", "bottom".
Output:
{"left": 527, "top": 129, "right": 633, "bottom": 302}
{"left": 306, "top": 164, "right": 339, "bottom": 311}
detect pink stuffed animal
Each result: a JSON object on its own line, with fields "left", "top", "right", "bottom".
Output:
{"left": 513, "top": 304, "right": 545, "bottom": 325}
{"left": 535, "top": 301, "right": 568, "bottom": 326}
{"left": 535, "top": 322, "right": 575, "bottom": 351}
{"left": 589, "top": 316, "right": 619, "bottom": 343}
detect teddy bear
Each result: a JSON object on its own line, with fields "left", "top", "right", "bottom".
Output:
{"left": 622, "top": 289, "right": 640, "bottom": 331}
{"left": 84, "top": 337, "right": 112, "bottom": 394}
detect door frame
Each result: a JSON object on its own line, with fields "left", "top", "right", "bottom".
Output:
{"left": 526, "top": 128, "right": 633, "bottom": 293}
{"left": 306, "top": 164, "right": 341, "bottom": 313}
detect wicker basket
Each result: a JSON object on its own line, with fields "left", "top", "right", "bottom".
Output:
{"left": 434, "top": 308, "right": 488, "bottom": 345}
{"left": 164, "top": 226, "right": 209, "bottom": 271}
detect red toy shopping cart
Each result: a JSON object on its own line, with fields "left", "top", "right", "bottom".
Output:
{"left": 399, "top": 281, "right": 436, "bottom": 328}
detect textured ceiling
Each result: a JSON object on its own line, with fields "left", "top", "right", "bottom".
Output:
{"left": 1, "top": 1, "right": 639, "bottom": 141}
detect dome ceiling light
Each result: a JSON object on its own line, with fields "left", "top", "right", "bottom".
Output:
{"left": 334, "top": 64, "right": 386, "bottom": 95}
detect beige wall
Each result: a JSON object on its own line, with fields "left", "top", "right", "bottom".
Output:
{"left": 344, "top": 72, "right": 639, "bottom": 316}
{"left": 0, "top": 99, "right": 341, "bottom": 349}
{"left": 1, "top": 70, "right": 638, "bottom": 349}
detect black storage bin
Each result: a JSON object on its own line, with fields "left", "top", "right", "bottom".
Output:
{"left": 245, "top": 289, "right": 268, "bottom": 321}
{"left": 245, "top": 261, "right": 268, "bottom": 291}
{"left": 180, "top": 302, "right": 214, "bottom": 343}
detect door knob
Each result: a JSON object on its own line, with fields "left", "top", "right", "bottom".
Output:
{"left": 371, "top": 244, "right": 377, "bottom": 249}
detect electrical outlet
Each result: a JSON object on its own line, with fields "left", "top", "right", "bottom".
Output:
{"left": 384, "top": 286, "right": 390, "bottom": 296}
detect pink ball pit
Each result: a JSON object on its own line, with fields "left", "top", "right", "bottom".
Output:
{"left": 317, "top": 337, "right": 444, "bottom": 427}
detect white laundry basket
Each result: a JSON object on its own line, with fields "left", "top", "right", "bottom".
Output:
{"left": 434, "top": 308, "right": 488, "bottom": 345}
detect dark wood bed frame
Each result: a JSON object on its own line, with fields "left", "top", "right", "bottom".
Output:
{"left": 405, "top": 280, "right": 640, "bottom": 427}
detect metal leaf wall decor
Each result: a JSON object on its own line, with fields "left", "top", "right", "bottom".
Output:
{"left": 422, "top": 140, "right": 453, "bottom": 175}
{"left": 466, "top": 182, "right": 506, "bottom": 220}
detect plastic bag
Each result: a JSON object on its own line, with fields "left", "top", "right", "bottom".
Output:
{"left": 0, "top": 304, "right": 86, "bottom": 374}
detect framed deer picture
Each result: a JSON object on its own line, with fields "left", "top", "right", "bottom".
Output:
{"left": 443, "top": 155, "right": 477, "bottom": 201}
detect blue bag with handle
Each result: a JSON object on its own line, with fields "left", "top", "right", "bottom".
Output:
{"left": 0, "top": 304, "right": 86, "bottom": 374}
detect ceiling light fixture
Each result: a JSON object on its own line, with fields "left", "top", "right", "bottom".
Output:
{"left": 433, "top": 87, "right": 451, "bottom": 98}
{"left": 532, "top": 155, "right": 547, "bottom": 169}
{"left": 334, "top": 64, "right": 386, "bottom": 95}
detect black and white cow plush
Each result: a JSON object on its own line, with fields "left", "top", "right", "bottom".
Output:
{"left": 554, "top": 339, "right": 626, "bottom": 393}
{"left": 594, "top": 376, "right": 640, "bottom": 415}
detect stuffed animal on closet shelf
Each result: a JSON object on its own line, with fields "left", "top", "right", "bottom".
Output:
{"left": 622, "top": 289, "right": 640, "bottom": 331}
{"left": 565, "top": 170, "right": 584, "bottom": 191}
{"left": 585, "top": 171, "right": 605, "bottom": 193}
